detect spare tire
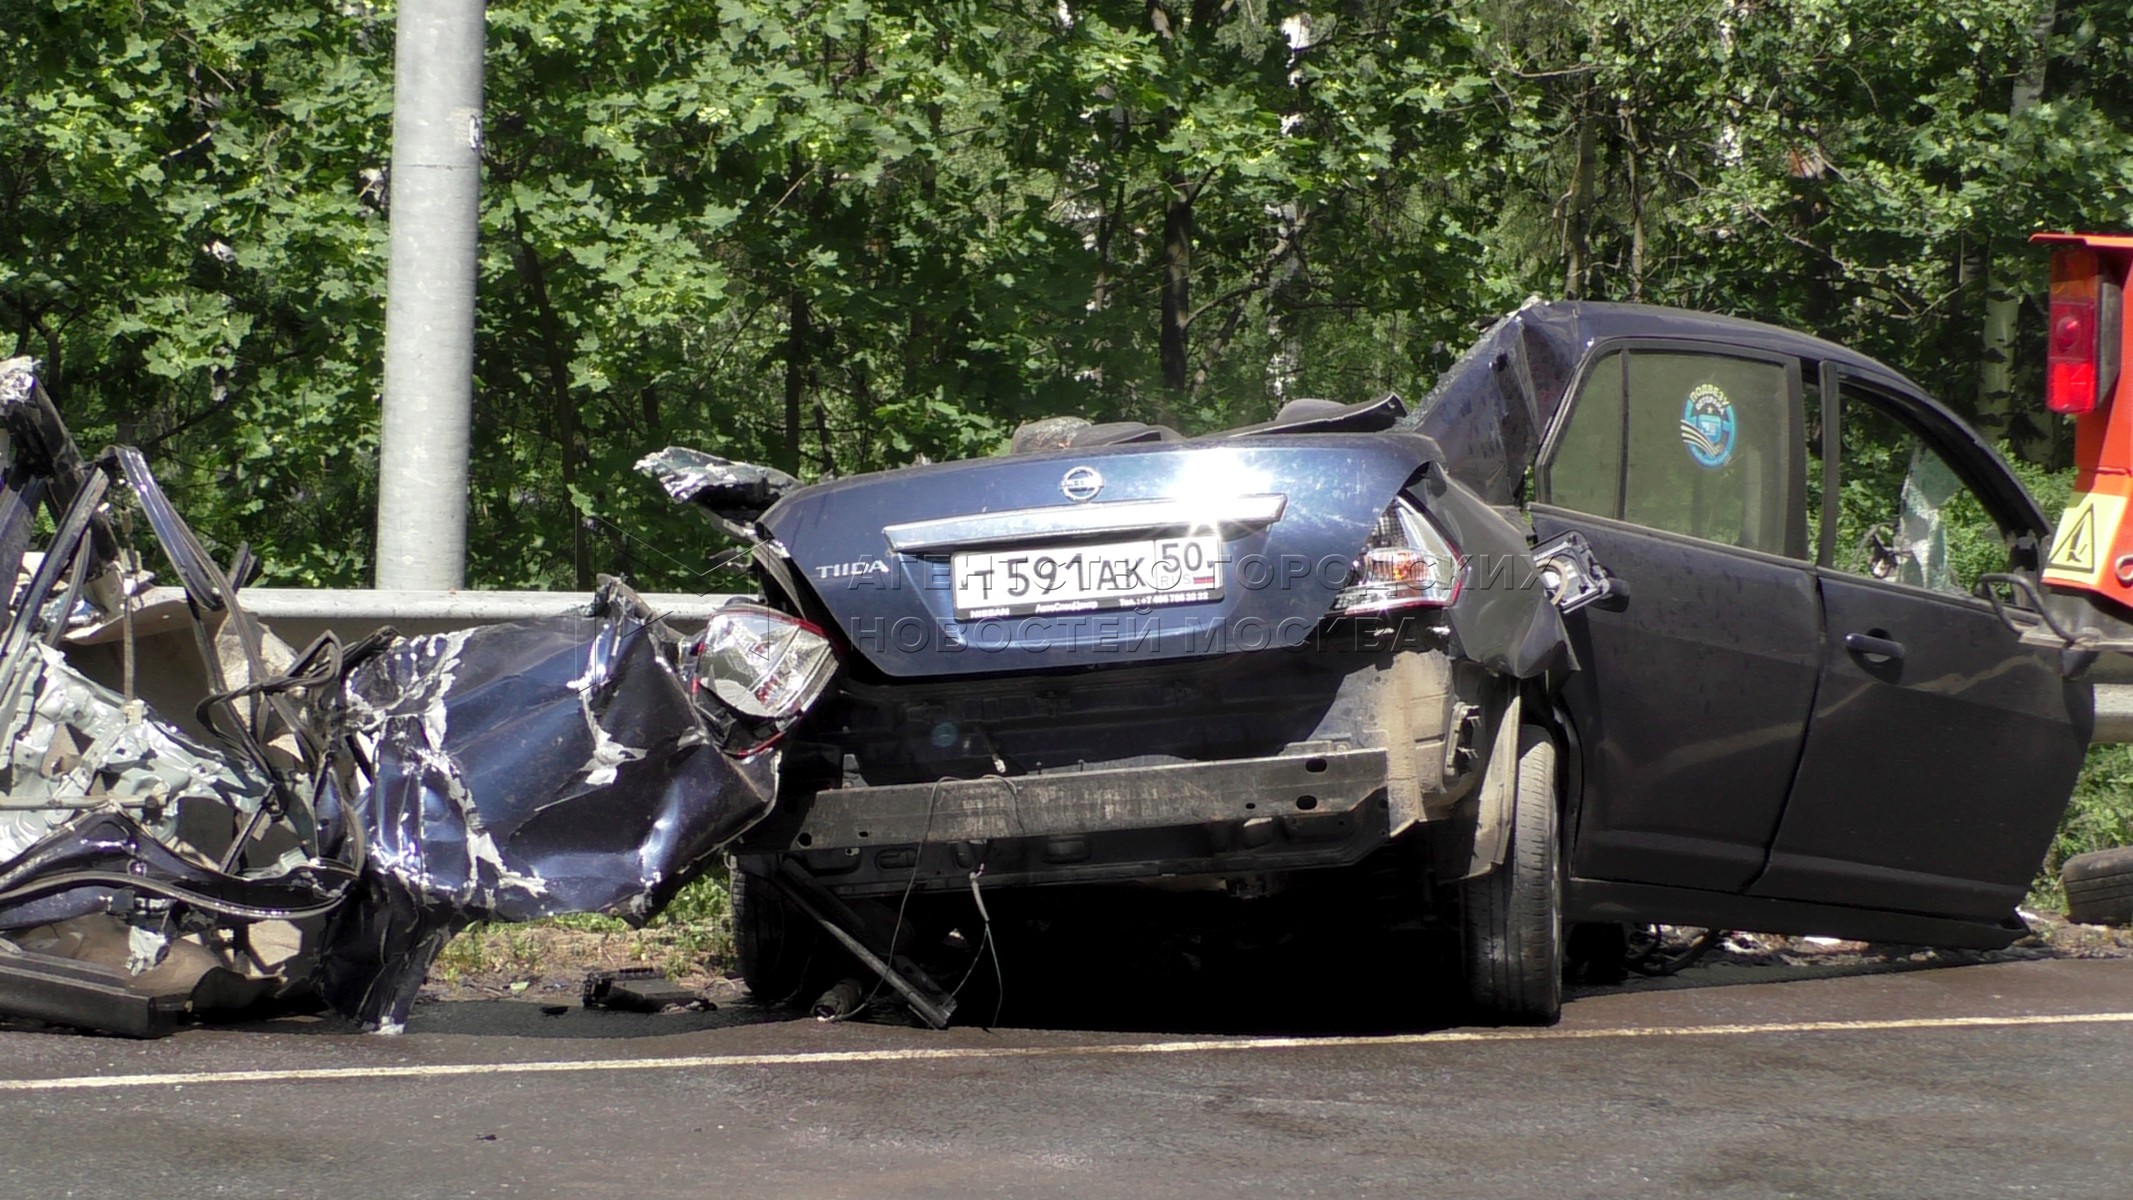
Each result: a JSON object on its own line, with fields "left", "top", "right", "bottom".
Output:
{"left": 2062, "top": 845, "right": 2133, "bottom": 927}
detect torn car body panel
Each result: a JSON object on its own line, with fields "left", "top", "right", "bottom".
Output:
{"left": 0, "top": 358, "right": 792, "bottom": 1036}
{"left": 0, "top": 359, "right": 357, "bottom": 1033}
{"left": 319, "top": 592, "right": 777, "bottom": 1028}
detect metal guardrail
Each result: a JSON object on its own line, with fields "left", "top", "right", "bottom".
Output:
{"left": 208, "top": 587, "right": 740, "bottom": 623}
{"left": 58, "top": 588, "right": 742, "bottom": 743}
{"left": 2094, "top": 685, "right": 2133, "bottom": 745}
{"left": 66, "top": 587, "right": 742, "bottom": 646}
{"left": 2084, "top": 655, "right": 2133, "bottom": 745}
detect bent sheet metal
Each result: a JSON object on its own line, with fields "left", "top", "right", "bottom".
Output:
{"left": 0, "top": 358, "right": 778, "bottom": 1036}
{"left": 318, "top": 589, "right": 774, "bottom": 1030}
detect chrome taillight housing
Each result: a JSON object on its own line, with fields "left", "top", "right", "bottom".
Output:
{"left": 689, "top": 602, "right": 838, "bottom": 720}
{"left": 1327, "top": 499, "right": 1461, "bottom": 616}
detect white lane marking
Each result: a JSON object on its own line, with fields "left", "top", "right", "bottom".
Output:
{"left": 2, "top": 1011, "right": 2129, "bottom": 1093}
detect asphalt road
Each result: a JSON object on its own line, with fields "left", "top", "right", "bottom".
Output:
{"left": 1, "top": 956, "right": 2127, "bottom": 1200}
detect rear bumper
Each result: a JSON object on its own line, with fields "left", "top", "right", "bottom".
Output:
{"left": 738, "top": 747, "right": 1400, "bottom": 897}
{"left": 743, "top": 640, "right": 1505, "bottom": 897}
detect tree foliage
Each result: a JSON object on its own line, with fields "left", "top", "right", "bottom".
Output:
{"left": 5, "top": 0, "right": 2132, "bottom": 590}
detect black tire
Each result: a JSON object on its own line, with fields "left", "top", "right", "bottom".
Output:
{"left": 1460, "top": 724, "right": 1564, "bottom": 1024}
{"left": 2063, "top": 845, "right": 2133, "bottom": 927}
{"left": 731, "top": 866, "right": 824, "bottom": 1004}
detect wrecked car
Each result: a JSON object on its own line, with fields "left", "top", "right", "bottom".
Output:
{"left": 647, "top": 301, "right": 2092, "bottom": 1025}
{"left": 0, "top": 358, "right": 801, "bottom": 1035}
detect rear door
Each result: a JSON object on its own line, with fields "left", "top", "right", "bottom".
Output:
{"left": 1749, "top": 371, "right": 2092, "bottom": 922}
{"left": 1534, "top": 343, "right": 1821, "bottom": 893}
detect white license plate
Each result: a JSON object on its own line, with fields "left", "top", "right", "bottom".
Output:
{"left": 952, "top": 534, "right": 1225, "bottom": 619}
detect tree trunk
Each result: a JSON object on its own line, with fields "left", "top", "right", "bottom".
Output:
{"left": 1147, "top": 0, "right": 1218, "bottom": 407}
{"left": 904, "top": 87, "right": 944, "bottom": 402}
{"left": 814, "top": 395, "right": 836, "bottom": 477}
{"left": 1791, "top": 167, "right": 1836, "bottom": 329}
{"left": 1091, "top": 174, "right": 1125, "bottom": 316}
{"left": 1160, "top": 179, "right": 1193, "bottom": 396}
{"left": 1620, "top": 102, "right": 1646, "bottom": 302}
{"left": 510, "top": 220, "right": 592, "bottom": 589}
{"left": 1562, "top": 91, "right": 1598, "bottom": 300}
{"left": 783, "top": 289, "right": 811, "bottom": 474}
{"left": 1265, "top": 201, "right": 1308, "bottom": 403}
{"left": 1977, "top": 0, "right": 2057, "bottom": 464}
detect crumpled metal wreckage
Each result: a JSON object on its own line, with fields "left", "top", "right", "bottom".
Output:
{"left": 0, "top": 358, "right": 806, "bottom": 1036}
{"left": 636, "top": 447, "right": 801, "bottom": 545}
{"left": 320, "top": 595, "right": 779, "bottom": 1030}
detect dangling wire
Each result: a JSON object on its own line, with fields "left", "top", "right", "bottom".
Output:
{"left": 851, "top": 774, "right": 1017, "bottom": 1024}
{"left": 948, "top": 862, "right": 1006, "bottom": 1029}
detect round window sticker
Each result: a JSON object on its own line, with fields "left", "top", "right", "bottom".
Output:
{"left": 1679, "top": 384, "right": 1737, "bottom": 468}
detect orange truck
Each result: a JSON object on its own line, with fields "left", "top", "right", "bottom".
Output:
{"left": 2034, "top": 232, "right": 2133, "bottom": 652}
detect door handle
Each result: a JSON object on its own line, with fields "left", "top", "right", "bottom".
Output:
{"left": 1843, "top": 631, "right": 1906, "bottom": 664}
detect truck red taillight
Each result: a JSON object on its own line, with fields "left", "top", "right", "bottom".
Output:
{"left": 2048, "top": 247, "right": 2123, "bottom": 415}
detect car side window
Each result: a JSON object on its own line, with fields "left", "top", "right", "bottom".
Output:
{"left": 1829, "top": 387, "right": 2012, "bottom": 597}
{"left": 1548, "top": 351, "right": 1625, "bottom": 518}
{"left": 1546, "top": 349, "right": 1799, "bottom": 556}
{"left": 1622, "top": 352, "right": 1793, "bottom": 553}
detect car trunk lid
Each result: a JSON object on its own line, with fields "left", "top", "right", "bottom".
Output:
{"left": 760, "top": 436, "right": 1428, "bottom": 677}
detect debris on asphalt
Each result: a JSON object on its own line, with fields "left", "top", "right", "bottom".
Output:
{"left": 811, "top": 977, "right": 866, "bottom": 1021}
{"left": 581, "top": 966, "right": 712, "bottom": 1013}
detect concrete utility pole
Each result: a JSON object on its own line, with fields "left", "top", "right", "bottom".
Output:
{"left": 375, "top": 0, "right": 486, "bottom": 590}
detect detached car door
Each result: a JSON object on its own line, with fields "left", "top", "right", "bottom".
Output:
{"left": 1532, "top": 343, "right": 1821, "bottom": 893}
{"left": 1748, "top": 370, "right": 2092, "bottom": 923}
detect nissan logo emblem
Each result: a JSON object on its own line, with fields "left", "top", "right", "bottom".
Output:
{"left": 1060, "top": 466, "right": 1104, "bottom": 502}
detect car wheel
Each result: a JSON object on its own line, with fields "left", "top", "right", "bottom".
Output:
{"left": 731, "top": 866, "right": 823, "bottom": 1004}
{"left": 2062, "top": 845, "right": 2133, "bottom": 927}
{"left": 1460, "top": 723, "right": 1563, "bottom": 1024}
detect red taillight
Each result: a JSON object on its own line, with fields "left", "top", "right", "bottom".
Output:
{"left": 1327, "top": 500, "right": 1462, "bottom": 616}
{"left": 2048, "top": 247, "right": 2121, "bottom": 415}
{"left": 688, "top": 603, "right": 838, "bottom": 720}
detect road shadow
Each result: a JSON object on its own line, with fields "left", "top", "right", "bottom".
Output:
{"left": 803, "top": 891, "right": 2129, "bottom": 1037}
{"left": 1563, "top": 938, "right": 2082, "bottom": 1001}
{"left": 381, "top": 997, "right": 798, "bottom": 1039}
{"left": 55, "top": 986, "right": 815, "bottom": 1041}
{"left": 802, "top": 885, "right": 1477, "bottom": 1038}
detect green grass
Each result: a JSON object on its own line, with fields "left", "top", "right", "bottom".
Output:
{"left": 432, "top": 867, "right": 734, "bottom": 985}
{"left": 2037, "top": 745, "right": 2133, "bottom": 909}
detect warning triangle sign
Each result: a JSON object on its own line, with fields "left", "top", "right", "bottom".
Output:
{"left": 2051, "top": 502, "right": 2098, "bottom": 573}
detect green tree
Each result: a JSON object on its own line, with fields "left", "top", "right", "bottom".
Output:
{"left": 2, "top": 0, "right": 392, "bottom": 585}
